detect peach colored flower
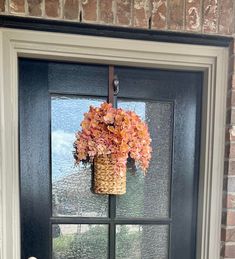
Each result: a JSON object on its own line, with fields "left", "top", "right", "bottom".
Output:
{"left": 74, "top": 102, "right": 152, "bottom": 175}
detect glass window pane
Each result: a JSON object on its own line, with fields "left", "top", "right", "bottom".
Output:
{"left": 116, "top": 100, "right": 173, "bottom": 218}
{"left": 116, "top": 225, "right": 169, "bottom": 259}
{"left": 52, "top": 224, "right": 108, "bottom": 259}
{"left": 51, "top": 96, "right": 108, "bottom": 217}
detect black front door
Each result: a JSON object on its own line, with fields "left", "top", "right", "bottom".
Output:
{"left": 19, "top": 58, "right": 202, "bottom": 259}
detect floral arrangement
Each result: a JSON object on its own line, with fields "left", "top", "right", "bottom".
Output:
{"left": 74, "top": 102, "right": 152, "bottom": 176}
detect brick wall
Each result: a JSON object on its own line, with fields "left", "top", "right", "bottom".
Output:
{"left": 223, "top": 40, "right": 235, "bottom": 259}
{"left": 0, "top": 0, "right": 235, "bottom": 258}
{"left": 0, "top": 0, "right": 234, "bottom": 35}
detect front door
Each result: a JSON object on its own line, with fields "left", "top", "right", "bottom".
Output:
{"left": 19, "top": 58, "right": 202, "bottom": 259}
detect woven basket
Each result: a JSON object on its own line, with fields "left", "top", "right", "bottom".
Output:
{"left": 93, "top": 155, "right": 126, "bottom": 195}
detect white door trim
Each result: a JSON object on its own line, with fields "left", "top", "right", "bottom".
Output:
{"left": 0, "top": 28, "right": 229, "bottom": 259}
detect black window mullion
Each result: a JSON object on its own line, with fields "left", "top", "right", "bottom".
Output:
{"left": 108, "top": 65, "right": 117, "bottom": 259}
{"left": 109, "top": 195, "right": 116, "bottom": 259}
{"left": 51, "top": 217, "right": 111, "bottom": 224}
{"left": 50, "top": 216, "right": 171, "bottom": 225}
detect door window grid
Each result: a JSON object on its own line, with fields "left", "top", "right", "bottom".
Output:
{"left": 51, "top": 95, "right": 173, "bottom": 259}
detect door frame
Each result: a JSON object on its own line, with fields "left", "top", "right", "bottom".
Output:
{"left": 0, "top": 28, "right": 228, "bottom": 259}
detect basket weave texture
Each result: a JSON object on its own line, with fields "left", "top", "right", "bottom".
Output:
{"left": 93, "top": 155, "right": 126, "bottom": 195}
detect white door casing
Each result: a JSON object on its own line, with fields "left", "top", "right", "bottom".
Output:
{"left": 0, "top": 28, "right": 229, "bottom": 259}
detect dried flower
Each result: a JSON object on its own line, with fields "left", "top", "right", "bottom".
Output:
{"left": 74, "top": 102, "right": 152, "bottom": 175}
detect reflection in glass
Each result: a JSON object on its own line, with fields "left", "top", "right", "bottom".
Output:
{"left": 116, "top": 100, "right": 173, "bottom": 218}
{"left": 51, "top": 96, "right": 108, "bottom": 217}
{"left": 52, "top": 224, "right": 108, "bottom": 259}
{"left": 116, "top": 224, "right": 169, "bottom": 259}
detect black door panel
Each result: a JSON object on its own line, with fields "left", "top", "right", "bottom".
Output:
{"left": 19, "top": 58, "right": 202, "bottom": 259}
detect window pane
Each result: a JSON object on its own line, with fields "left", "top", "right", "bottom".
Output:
{"left": 52, "top": 224, "right": 108, "bottom": 259}
{"left": 116, "top": 100, "right": 173, "bottom": 218}
{"left": 51, "top": 96, "right": 108, "bottom": 217}
{"left": 116, "top": 225, "right": 168, "bottom": 259}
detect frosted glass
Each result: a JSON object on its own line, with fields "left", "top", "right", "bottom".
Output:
{"left": 52, "top": 224, "right": 108, "bottom": 259}
{"left": 116, "top": 225, "right": 169, "bottom": 259}
{"left": 51, "top": 96, "right": 108, "bottom": 217}
{"left": 116, "top": 100, "right": 173, "bottom": 218}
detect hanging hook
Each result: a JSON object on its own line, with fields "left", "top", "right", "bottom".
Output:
{"left": 113, "top": 75, "right": 119, "bottom": 95}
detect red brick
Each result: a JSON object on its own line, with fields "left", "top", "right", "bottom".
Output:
{"left": 227, "top": 229, "right": 235, "bottom": 242}
{"left": 81, "top": 0, "right": 97, "bottom": 22}
{"left": 226, "top": 109, "right": 235, "bottom": 125}
{"left": 228, "top": 55, "right": 235, "bottom": 74}
{"left": 168, "top": 0, "right": 184, "bottom": 30}
{"left": 45, "top": 0, "right": 60, "bottom": 17}
{"left": 218, "top": 0, "right": 234, "bottom": 35}
{"left": 230, "top": 91, "right": 235, "bottom": 106}
{"left": 203, "top": 0, "right": 218, "bottom": 33}
{"left": 226, "top": 127, "right": 235, "bottom": 142}
{"left": 63, "top": 0, "right": 79, "bottom": 20}
{"left": 222, "top": 211, "right": 235, "bottom": 226}
{"left": 133, "top": 0, "right": 150, "bottom": 28}
{"left": 223, "top": 194, "right": 227, "bottom": 209}
{"left": 222, "top": 227, "right": 226, "bottom": 242}
{"left": 27, "top": 0, "right": 42, "bottom": 16}
{"left": 227, "top": 160, "right": 235, "bottom": 175}
{"left": 225, "top": 160, "right": 235, "bottom": 176}
{"left": 0, "top": 0, "right": 5, "bottom": 12}
{"left": 10, "top": 0, "right": 25, "bottom": 13}
{"left": 224, "top": 243, "right": 235, "bottom": 257}
{"left": 231, "top": 109, "right": 235, "bottom": 124}
{"left": 228, "top": 75, "right": 235, "bottom": 93}
{"left": 228, "top": 74, "right": 235, "bottom": 91}
{"left": 224, "top": 175, "right": 235, "bottom": 193}
{"left": 232, "top": 74, "right": 235, "bottom": 89}
{"left": 151, "top": 0, "right": 167, "bottom": 30}
{"left": 228, "top": 109, "right": 235, "bottom": 124}
{"left": 222, "top": 211, "right": 227, "bottom": 225}
{"left": 227, "top": 194, "right": 235, "bottom": 209}
{"left": 116, "top": 0, "right": 132, "bottom": 26}
{"left": 225, "top": 143, "right": 235, "bottom": 159}
{"left": 99, "top": 0, "right": 114, "bottom": 24}
{"left": 225, "top": 228, "right": 235, "bottom": 242}
{"left": 185, "top": 0, "right": 201, "bottom": 32}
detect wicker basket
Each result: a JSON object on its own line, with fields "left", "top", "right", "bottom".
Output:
{"left": 93, "top": 155, "right": 126, "bottom": 195}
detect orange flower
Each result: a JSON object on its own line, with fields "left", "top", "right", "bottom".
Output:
{"left": 74, "top": 102, "right": 152, "bottom": 175}
{"left": 107, "top": 125, "right": 115, "bottom": 133}
{"left": 104, "top": 112, "right": 115, "bottom": 124}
